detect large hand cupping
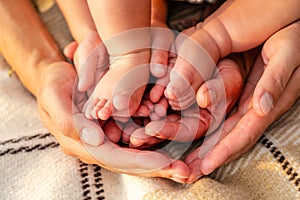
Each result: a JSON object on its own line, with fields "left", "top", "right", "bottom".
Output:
{"left": 60, "top": 24, "right": 245, "bottom": 183}
{"left": 37, "top": 59, "right": 191, "bottom": 183}
{"left": 59, "top": 20, "right": 300, "bottom": 184}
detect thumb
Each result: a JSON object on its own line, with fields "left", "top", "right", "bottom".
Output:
{"left": 63, "top": 41, "right": 78, "bottom": 60}
{"left": 253, "top": 42, "right": 299, "bottom": 116}
{"left": 73, "top": 113, "right": 105, "bottom": 146}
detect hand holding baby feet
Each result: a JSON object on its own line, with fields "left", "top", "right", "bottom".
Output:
{"left": 163, "top": 51, "right": 251, "bottom": 142}
{"left": 146, "top": 62, "right": 235, "bottom": 143}
{"left": 185, "top": 54, "right": 263, "bottom": 183}
{"left": 186, "top": 23, "right": 300, "bottom": 181}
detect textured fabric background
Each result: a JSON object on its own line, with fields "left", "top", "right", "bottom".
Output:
{"left": 32, "top": 0, "right": 54, "bottom": 13}
{"left": 0, "top": 2, "right": 299, "bottom": 200}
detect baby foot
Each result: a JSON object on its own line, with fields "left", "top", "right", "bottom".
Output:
{"left": 164, "top": 29, "right": 217, "bottom": 110}
{"left": 84, "top": 50, "right": 150, "bottom": 120}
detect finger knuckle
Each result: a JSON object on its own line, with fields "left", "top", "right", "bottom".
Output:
{"left": 270, "top": 68, "right": 287, "bottom": 93}
{"left": 57, "top": 118, "right": 77, "bottom": 138}
{"left": 238, "top": 124, "right": 255, "bottom": 145}
{"left": 151, "top": 52, "right": 167, "bottom": 64}
{"left": 218, "top": 140, "right": 231, "bottom": 158}
{"left": 228, "top": 71, "right": 244, "bottom": 95}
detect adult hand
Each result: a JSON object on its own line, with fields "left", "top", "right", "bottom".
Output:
{"left": 64, "top": 32, "right": 109, "bottom": 93}
{"left": 252, "top": 20, "right": 300, "bottom": 116}
{"left": 37, "top": 61, "right": 190, "bottom": 183}
{"left": 37, "top": 61, "right": 105, "bottom": 146}
{"left": 186, "top": 51, "right": 300, "bottom": 183}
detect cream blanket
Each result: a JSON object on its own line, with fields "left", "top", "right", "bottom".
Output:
{"left": 0, "top": 3, "right": 299, "bottom": 200}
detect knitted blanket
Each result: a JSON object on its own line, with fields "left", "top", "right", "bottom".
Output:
{"left": 0, "top": 3, "right": 299, "bottom": 200}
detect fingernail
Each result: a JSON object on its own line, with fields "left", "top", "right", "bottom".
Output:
{"left": 171, "top": 174, "right": 189, "bottom": 183}
{"left": 260, "top": 92, "right": 273, "bottom": 116}
{"left": 154, "top": 64, "right": 166, "bottom": 75}
{"left": 201, "top": 160, "right": 214, "bottom": 175}
{"left": 144, "top": 127, "right": 157, "bottom": 137}
{"left": 81, "top": 127, "right": 101, "bottom": 146}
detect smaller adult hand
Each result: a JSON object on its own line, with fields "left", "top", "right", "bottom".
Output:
{"left": 64, "top": 32, "right": 109, "bottom": 93}
{"left": 186, "top": 52, "right": 300, "bottom": 183}
{"left": 252, "top": 20, "right": 300, "bottom": 116}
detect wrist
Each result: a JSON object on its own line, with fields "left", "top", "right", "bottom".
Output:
{"left": 17, "top": 49, "right": 64, "bottom": 96}
{"left": 36, "top": 60, "right": 76, "bottom": 99}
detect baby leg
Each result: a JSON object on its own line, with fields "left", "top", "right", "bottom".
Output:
{"left": 85, "top": 0, "right": 152, "bottom": 120}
